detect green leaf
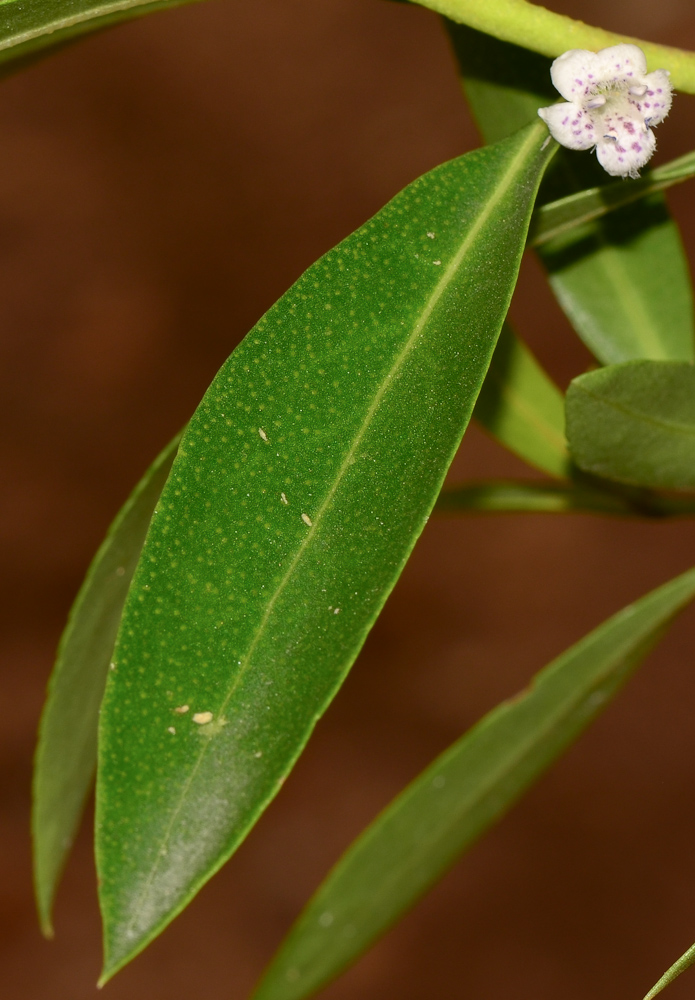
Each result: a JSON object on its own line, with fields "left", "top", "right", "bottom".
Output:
{"left": 95, "top": 122, "right": 556, "bottom": 983}
{"left": 0, "top": 0, "right": 198, "bottom": 75}
{"left": 447, "top": 20, "right": 556, "bottom": 148}
{"left": 251, "top": 565, "right": 695, "bottom": 1000}
{"left": 473, "top": 322, "right": 569, "bottom": 477}
{"left": 543, "top": 197, "right": 695, "bottom": 365}
{"left": 447, "top": 21, "right": 695, "bottom": 366}
{"left": 530, "top": 150, "right": 695, "bottom": 248}
{"left": 566, "top": 361, "right": 695, "bottom": 490}
{"left": 645, "top": 943, "right": 695, "bottom": 1000}
{"left": 32, "top": 433, "right": 180, "bottom": 937}
{"left": 436, "top": 478, "right": 695, "bottom": 518}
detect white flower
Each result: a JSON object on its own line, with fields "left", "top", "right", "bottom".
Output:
{"left": 538, "top": 44, "right": 672, "bottom": 178}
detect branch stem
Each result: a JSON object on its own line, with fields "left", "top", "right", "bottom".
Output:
{"left": 411, "top": 0, "right": 695, "bottom": 94}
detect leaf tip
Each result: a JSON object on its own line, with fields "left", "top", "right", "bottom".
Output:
{"left": 98, "top": 937, "right": 127, "bottom": 988}
{"left": 39, "top": 917, "right": 55, "bottom": 940}
{"left": 644, "top": 978, "right": 668, "bottom": 1000}
{"left": 34, "top": 880, "right": 55, "bottom": 940}
{"left": 97, "top": 967, "right": 113, "bottom": 989}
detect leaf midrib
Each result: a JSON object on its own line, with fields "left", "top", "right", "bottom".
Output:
{"left": 488, "top": 363, "right": 567, "bottom": 454}
{"left": 115, "top": 122, "right": 546, "bottom": 954}
{"left": 577, "top": 382, "right": 695, "bottom": 439}
{"left": 588, "top": 232, "right": 670, "bottom": 361}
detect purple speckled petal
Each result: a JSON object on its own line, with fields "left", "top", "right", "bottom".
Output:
{"left": 594, "top": 43, "right": 648, "bottom": 83}
{"left": 641, "top": 69, "right": 673, "bottom": 125}
{"left": 596, "top": 127, "right": 655, "bottom": 178}
{"left": 538, "top": 103, "right": 596, "bottom": 151}
{"left": 550, "top": 48, "right": 602, "bottom": 102}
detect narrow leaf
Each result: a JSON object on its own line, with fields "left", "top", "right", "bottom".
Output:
{"left": 96, "top": 122, "right": 556, "bottom": 982}
{"left": 32, "top": 434, "right": 180, "bottom": 936}
{"left": 436, "top": 478, "right": 695, "bottom": 518}
{"left": 252, "top": 565, "right": 695, "bottom": 1000}
{"left": 543, "top": 197, "right": 695, "bottom": 365}
{"left": 473, "top": 322, "right": 569, "bottom": 478}
{"left": 645, "top": 943, "right": 695, "bottom": 1000}
{"left": 447, "top": 21, "right": 695, "bottom": 366}
{"left": 566, "top": 361, "right": 695, "bottom": 490}
{"left": 0, "top": 1, "right": 198, "bottom": 75}
{"left": 530, "top": 150, "right": 695, "bottom": 248}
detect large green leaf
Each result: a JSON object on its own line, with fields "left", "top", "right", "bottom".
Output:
{"left": 473, "top": 322, "right": 569, "bottom": 477}
{"left": 566, "top": 360, "right": 695, "bottom": 490}
{"left": 436, "top": 478, "right": 695, "bottom": 518}
{"left": 32, "top": 434, "right": 180, "bottom": 937}
{"left": 447, "top": 21, "right": 695, "bottom": 366}
{"left": 95, "top": 122, "right": 556, "bottom": 982}
{"left": 0, "top": 0, "right": 198, "bottom": 74}
{"left": 251, "top": 566, "right": 695, "bottom": 1000}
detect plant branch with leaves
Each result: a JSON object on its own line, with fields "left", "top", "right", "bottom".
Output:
{"left": 11, "top": 0, "right": 695, "bottom": 998}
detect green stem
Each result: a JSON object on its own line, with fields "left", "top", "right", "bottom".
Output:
{"left": 644, "top": 944, "right": 695, "bottom": 1000}
{"left": 435, "top": 478, "right": 695, "bottom": 518}
{"left": 410, "top": 0, "right": 695, "bottom": 94}
{"left": 530, "top": 150, "right": 695, "bottom": 247}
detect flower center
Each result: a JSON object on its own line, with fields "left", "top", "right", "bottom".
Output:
{"left": 583, "top": 86, "right": 648, "bottom": 137}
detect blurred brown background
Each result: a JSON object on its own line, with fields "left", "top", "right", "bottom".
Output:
{"left": 4, "top": 1, "right": 695, "bottom": 997}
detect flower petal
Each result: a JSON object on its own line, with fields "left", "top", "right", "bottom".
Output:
{"left": 641, "top": 69, "right": 673, "bottom": 125}
{"left": 550, "top": 48, "right": 602, "bottom": 102}
{"left": 594, "top": 44, "right": 648, "bottom": 84}
{"left": 596, "top": 127, "right": 656, "bottom": 178}
{"left": 538, "top": 103, "right": 596, "bottom": 151}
